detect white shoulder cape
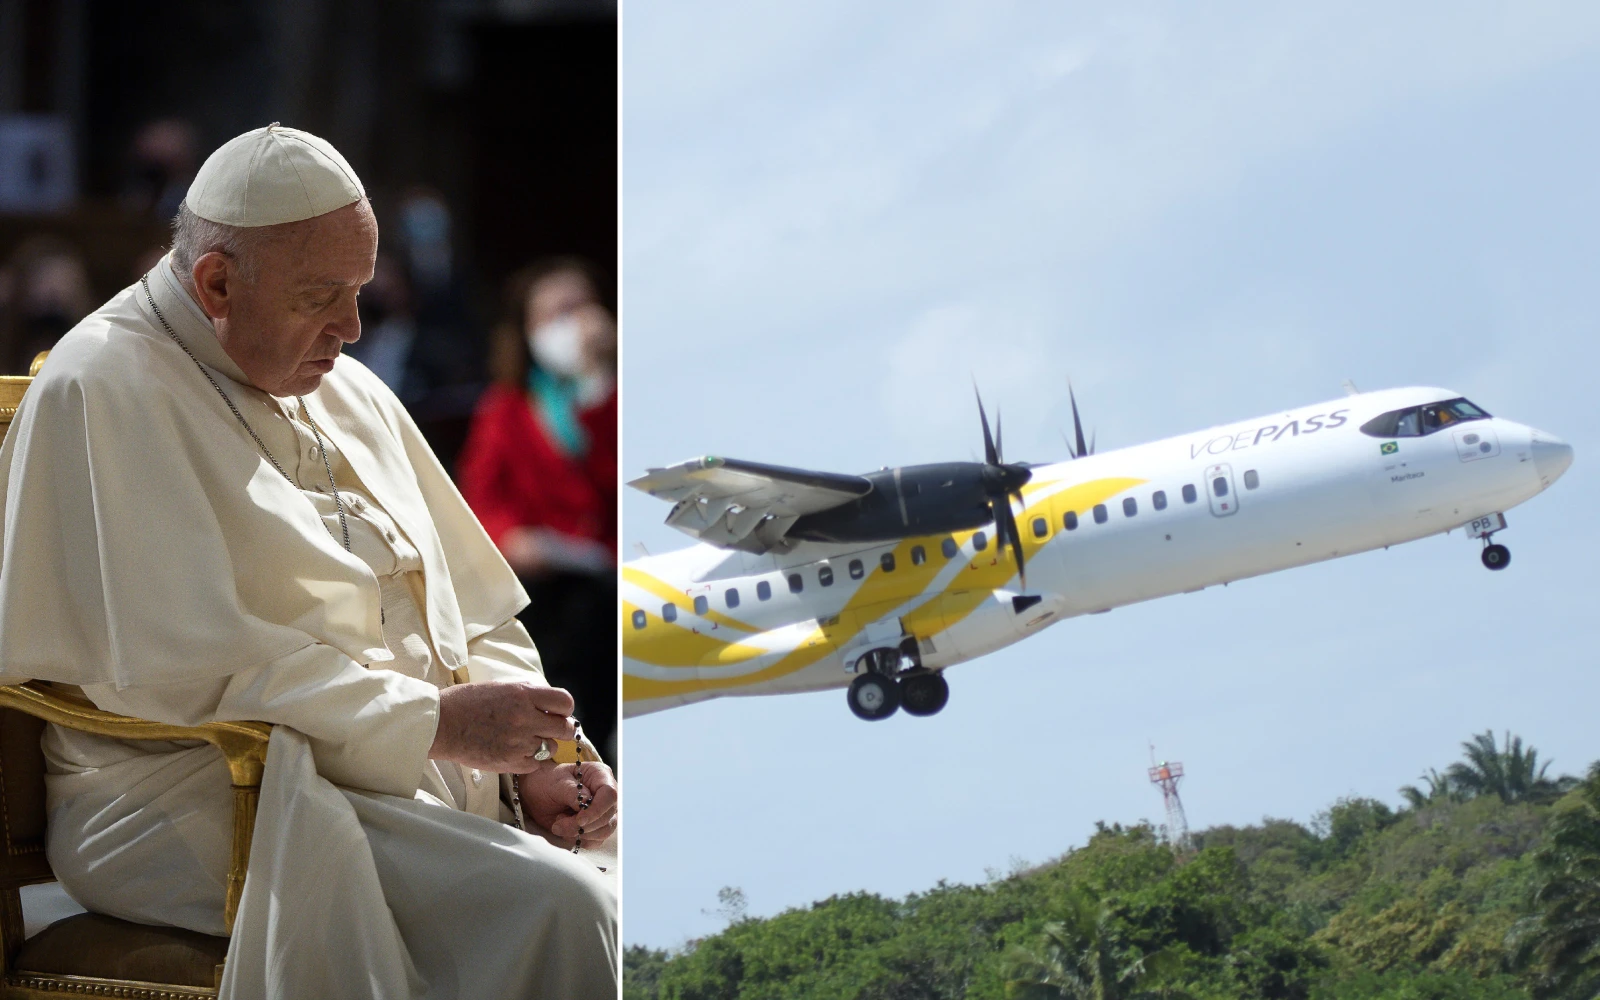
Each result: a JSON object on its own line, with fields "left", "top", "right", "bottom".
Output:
{"left": 0, "top": 278, "right": 526, "bottom": 688}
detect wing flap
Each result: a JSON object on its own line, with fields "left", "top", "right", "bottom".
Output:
{"left": 629, "top": 456, "right": 870, "bottom": 550}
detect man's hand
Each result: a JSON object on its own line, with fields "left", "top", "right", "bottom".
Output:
{"left": 518, "top": 762, "right": 618, "bottom": 847}
{"left": 429, "top": 681, "right": 576, "bottom": 773}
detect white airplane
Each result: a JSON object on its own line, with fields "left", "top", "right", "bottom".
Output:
{"left": 622, "top": 387, "right": 1572, "bottom": 721}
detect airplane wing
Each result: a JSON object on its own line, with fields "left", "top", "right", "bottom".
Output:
{"left": 628, "top": 456, "right": 871, "bottom": 551}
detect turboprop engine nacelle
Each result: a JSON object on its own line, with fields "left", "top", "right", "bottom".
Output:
{"left": 788, "top": 461, "right": 1027, "bottom": 544}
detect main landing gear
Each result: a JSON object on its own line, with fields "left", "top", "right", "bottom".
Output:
{"left": 846, "top": 647, "right": 949, "bottom": 721}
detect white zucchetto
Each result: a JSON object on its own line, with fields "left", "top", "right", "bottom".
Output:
{"left": 184, "top": 123, "right": 365, "bottom": 228}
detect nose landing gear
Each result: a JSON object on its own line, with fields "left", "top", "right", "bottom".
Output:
{"left": 1481, "top": 543, "right": 1510, "bottom": 571}
{"left": 1466, "top": 513, "right": 1511, "bottom": 571}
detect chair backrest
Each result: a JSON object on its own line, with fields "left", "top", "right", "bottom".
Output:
{"left": 0, "top": 370, "right": 54, "bottom": 892}
{"left": 0, "top": 709, "right": 51, "bottom": 891}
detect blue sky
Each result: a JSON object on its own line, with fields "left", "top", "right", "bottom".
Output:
{"left": 620, "top": 2, "right": 1600, "bottom": 947}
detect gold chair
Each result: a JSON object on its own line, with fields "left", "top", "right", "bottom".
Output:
{"left": 0, "top": 359, "right": 271, "bottom": 998}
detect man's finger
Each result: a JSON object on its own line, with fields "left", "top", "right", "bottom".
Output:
{"left": 554, "top": 810, "right": 616, "bottom": 842}
{"left": 582, "top": 783, "right": 618, "bottom": 819}
{"left": 519, "top": 712, "right": 578, "bottom": 744}
{"left": 518, "top": 684, "right": 575, "bottom": 717}
{"left": 573, "top": 814, "right": 619, "bottom": 847}
{"left": 576, "top": 798, "right": 617, "bottom": 835}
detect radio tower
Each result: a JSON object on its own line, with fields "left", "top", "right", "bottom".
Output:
{"left": 1147, "top": 746, "right": 1192, "bottom": 852}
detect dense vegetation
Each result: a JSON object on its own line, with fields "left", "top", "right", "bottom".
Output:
{"left": 625, "top": 732, "right": 1600, "bottom": 1000}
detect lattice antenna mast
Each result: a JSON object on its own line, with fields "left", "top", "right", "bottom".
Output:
{"left": 1147, "top": 745, "right": 1191, "bottom": 852}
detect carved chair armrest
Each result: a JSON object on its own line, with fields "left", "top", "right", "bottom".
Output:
{"left": 0, "top": 683, "right": 271, "bottom": 934}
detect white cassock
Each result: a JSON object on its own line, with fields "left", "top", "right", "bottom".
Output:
{"left": 0, "top": 256, "right": 616, "bottom": 998}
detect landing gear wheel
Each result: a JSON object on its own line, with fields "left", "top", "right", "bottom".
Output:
{"left": 901, "top": 672, "right": 950, "bottom": 717}
{"left": 848, "top": 672, "right": 901, "bottom": 721}
{"left": 1482, "top": 543, "right": 1511, "bottom": 571}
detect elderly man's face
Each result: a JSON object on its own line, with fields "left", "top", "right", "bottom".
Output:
{"left": 198, "top": 201, "right": 378, "bottom": 397}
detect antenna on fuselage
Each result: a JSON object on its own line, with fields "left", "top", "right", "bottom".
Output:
{"left": 1341, "top": 379, "right": 1361, "bottom": 396}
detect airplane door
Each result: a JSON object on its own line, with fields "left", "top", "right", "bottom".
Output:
{"left": 1204, "top": 463, "right": 1239, "bottom": 517}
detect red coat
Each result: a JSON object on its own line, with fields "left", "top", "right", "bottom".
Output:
{"left": 457, "top": 383, "right": 616, "bottom": 553}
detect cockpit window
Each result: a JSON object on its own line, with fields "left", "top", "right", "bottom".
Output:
{"left": 1360, "top": 397, "right": 1490, "bottom": 439}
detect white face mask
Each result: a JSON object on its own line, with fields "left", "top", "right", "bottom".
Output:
{"left": 528, "top": 315, "right": 585, "bottom": 377}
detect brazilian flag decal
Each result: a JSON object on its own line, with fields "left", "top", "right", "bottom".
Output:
{"left": 1380, "top": 441, "right": 1399, "bottom": 455}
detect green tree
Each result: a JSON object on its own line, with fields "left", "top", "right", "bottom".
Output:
{"left": 1399, "top": 768, "right": 1455, "bottom": 809}
{"left": 625, "top": 945, "right": 670, "bottom": 1000}
{"left": 1445, "top": 731, "right": 1574, "bottom": 805}
{"left": 1002, "top": 887, "right": 1176, "bottom": 1000}
{"left": 1514, "top": 763, "right": 1600, "bottom": 998}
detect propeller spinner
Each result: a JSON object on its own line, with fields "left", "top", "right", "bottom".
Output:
{"left": 973, "top": 388, "right": 1033, "bottom": 587}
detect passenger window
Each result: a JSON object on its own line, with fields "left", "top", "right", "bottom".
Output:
{"left": 1032, "top": 517, "right": 1047, "bottom": 538}
{"left": 1063, "top": 511, "right": 1078, "bottom": 530}
{"left": 1093, "top": 504, "right": 1108, "bottom": 524}
{"left": 694, "top": 595, "right": 709, "bottom": 616}
{"left": 880, "top": 552, "right": 896, "bottom": 572}
{"left": 941, "top": 537, "right": 958, "bottom": 559}
{"left": 911, "top": 545, "right": 926, "bottom": 565}
{"left": 757, "top": 580, "right": 772, "bottom": 601}
{"left": 973, "top": 531, "right": 988, "bottom": 551}
{"left": 788, "top": 573, "right": 803, "bottom": 594}
{"left": 1182, "top": 484, "right": 1197, "bottom": 504}
{"left": 1123, "top": 497, "right": 1137, "bottom": 517}
{"left": 663, "top": 603, "right": 678, "bottom": 623}
{"left": 819, "top": 566, "right": 834, "bottom": 587}
{"left": 848, "top": 559, "right": 864, "bottom": 580}
{"left": 725, "top": 588, "right": 740, "bottom": 608}
{"left": 1152, "top": 490, "right": 1167, "bottom": 511}
{"left": 1213, "top": 476, "right": 1229, "bottom": 498}
{"left": 1243, "top": 469, "right": 1260, "bottom": 490}
{"left": 631, "top": 609, "right": 647, "bottom": 630}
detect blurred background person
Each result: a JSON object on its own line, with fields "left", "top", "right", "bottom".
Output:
{"left": 347, "top": 251, "right": 419, "bottom": 394}
{"left": 0, "top": 235, "right": 93, "bottom": 374}
{"left": 120, "top": 117, "right": 198, "bottom": 221}
{"left": 460, "top": 258, "right": 617, "bottom": 762}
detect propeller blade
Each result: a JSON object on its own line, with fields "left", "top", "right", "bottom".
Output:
{"left": 1089, "top": 428, "right": 1096, "bottom": 456}
{"left": 974, "top": 386, "right": 998, "bottom": 466}
{"left": 1068, "top": 383, "right": 1088, "bottom": 461}
{"left": 1012, "top": 490, "right": 1029, "bottom": 587}
{"left": 995, "top": 412, "right": 1004, "bottom": 464}
{"left": 994, "top": 496, "right": 1027, "bottom": 588}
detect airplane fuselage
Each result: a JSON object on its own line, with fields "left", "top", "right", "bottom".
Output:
{"left": 622, "top": 387, "right": 1571, "bottom": 718}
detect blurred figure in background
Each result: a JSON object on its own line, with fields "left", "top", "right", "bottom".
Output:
{"left": 121, "top": 118, "right": 199, "bottom": 221}
{"left": 460, "top": 258, "right": 618, "bottom": 761}
{"left": 0, "top": 235, "right": 94, "bottom": 374}
{"left": 347, "top": 252, "right": 419, "bottom": 395}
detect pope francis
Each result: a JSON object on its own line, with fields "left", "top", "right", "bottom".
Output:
{"left": 0, "top": 125, "right": 617, "bottom": 997}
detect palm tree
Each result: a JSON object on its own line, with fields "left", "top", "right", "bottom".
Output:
{"left": 1399, "top": 767, "right": 1454, "bottom": 809}
{"left": 1003, "top": 888, "right": 1180, "bottom": 1000}
{"left": 1445, "top": 730, "right": 1575, "bottom": 805}
{"left": 1512, "top": 762, "right": 1600, "bottom": 997}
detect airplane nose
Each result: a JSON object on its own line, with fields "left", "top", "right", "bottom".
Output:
{"left": 1530, "top": 430, "right": 1574, "bottom": 488}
